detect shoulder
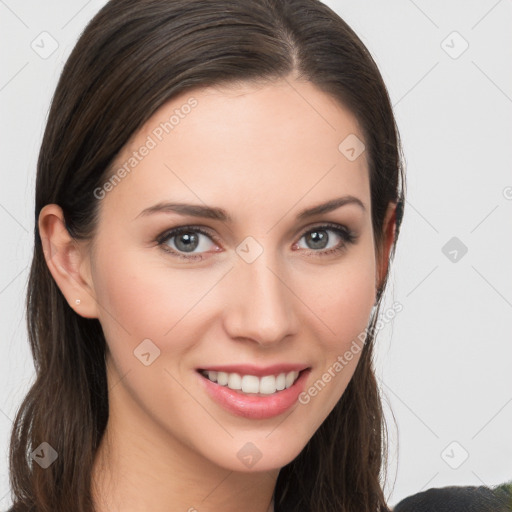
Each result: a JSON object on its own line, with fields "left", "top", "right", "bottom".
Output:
{"left": 393, "top": 483, "right": 512, "bottom": 512}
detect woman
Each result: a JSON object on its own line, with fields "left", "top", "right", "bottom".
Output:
{"left": 7, "top": 0, "right": 405, "bottom": 510}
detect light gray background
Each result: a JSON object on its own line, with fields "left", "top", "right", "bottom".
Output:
{"left": 1, "top": 0, "right": 511, "bottom": 509}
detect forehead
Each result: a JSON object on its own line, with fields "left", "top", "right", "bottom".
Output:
{"left": 100, "top": 78, "right": 370, "bottom": 222}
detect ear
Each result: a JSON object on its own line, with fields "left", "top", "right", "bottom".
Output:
{"left": 38, "top": 204, "right": 99, "bottom": 319}
{"left": 376, "top": 201, "right": 398, "bottom": 292}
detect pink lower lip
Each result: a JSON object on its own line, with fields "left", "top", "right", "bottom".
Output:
{"left": 197, "top": 369, "right": 311, "bottom": 419}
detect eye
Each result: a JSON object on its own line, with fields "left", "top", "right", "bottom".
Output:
{"left": 156, "top": 223, "right": 357, "bottom": 261}
{"left": 156, "top": 226, "right": 219, "bottom": 261}
{"left": 294, "top": 223, "right": 357, "bottom": 257}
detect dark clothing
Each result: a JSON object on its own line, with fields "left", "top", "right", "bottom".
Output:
{"left": 6, "top": 483, "right": 512, "bottom": 511}
{"left": 393, "top": 484, "right": 512, "bottom": 512}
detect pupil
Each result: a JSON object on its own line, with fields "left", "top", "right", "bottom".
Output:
{"left": 176, "top": 232, "right": 198, "bottom": 252}
{"left": 308, "top": 230, "right": 327, "bottom": 249}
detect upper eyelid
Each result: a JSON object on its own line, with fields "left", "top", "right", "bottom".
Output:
{"left": 157, "top": 225, "right": 220, "bottom": 245}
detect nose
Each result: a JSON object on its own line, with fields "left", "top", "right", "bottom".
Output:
{"left": 222, "top": 248, "right": 299, "bottom": 347}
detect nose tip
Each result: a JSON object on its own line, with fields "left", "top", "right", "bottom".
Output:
{"left": 223, "top": 254, "right": 298, "bottom": 346}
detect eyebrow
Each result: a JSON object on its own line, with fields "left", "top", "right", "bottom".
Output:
{"left": 135, "top": 195, "right": 366, "bottom": 222}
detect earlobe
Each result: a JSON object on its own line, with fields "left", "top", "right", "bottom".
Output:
{"left": 38, "top": 204, "right": 99, "bottom": 319}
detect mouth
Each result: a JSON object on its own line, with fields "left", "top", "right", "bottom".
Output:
{"left": 196, "top": 368, "right": 309, "bottom": 396}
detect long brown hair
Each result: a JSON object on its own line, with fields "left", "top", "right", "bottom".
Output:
{"left": 9, "top": 0, "right": 405, "bottom": 510}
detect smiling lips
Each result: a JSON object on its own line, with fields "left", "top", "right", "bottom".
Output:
{"left": 200, "top": 369, "right": 301, "bottom": 395}
{"left": 197, "top": 364, "right": 312, "bottom": 419}
{"left": 197, "top": 363, "right": 309, "bottom": 395}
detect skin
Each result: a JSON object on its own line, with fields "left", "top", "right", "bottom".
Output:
{"left": 39, "top": 76, "right": 396, "bottom": 512}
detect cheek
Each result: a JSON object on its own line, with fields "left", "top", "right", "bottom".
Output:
{"left": 303, "top": 249, "right": 377, "bottom": 349}
{"left": 94, "top": 259, "right": 160, "bottom": 335}
{"left": 294, "top": 283, "right": 374, "bottom": 440}
{"left": 91, "top": 245, "right": 179, "bottom": 351}
{"left": 307, "top": 271, "right": 374, "bottom": 392}
{"left": 293, "top": 245, "right": 376, "bottom": 423}
{"left": 91, "top": 243, "right": 222, "bottom": 361}
{"left": 320, "top": 275, "right": 375, "bottom": 344}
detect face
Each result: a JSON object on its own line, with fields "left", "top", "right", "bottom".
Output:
{"left": 78, "top": 78, "right": 391, "bottom": 472}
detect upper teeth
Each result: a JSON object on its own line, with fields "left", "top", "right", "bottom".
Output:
{"left": 201, "top": 370, "right": 300, "bottom": 394}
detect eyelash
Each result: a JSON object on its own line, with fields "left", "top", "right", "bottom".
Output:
{"left": 155, "top": 223, "right": 358, "bottom": 261}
